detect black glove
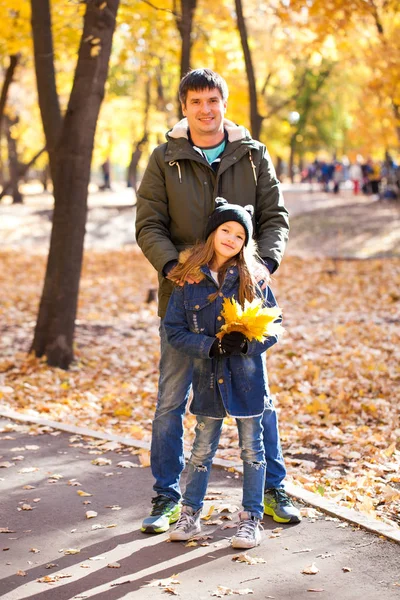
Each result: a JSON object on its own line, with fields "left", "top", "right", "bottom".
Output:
{"left": 209, "top": 332, "right": 247, "bottom": 357}
{"left": 220, "top": 331, "right": 247, "bottom": 355}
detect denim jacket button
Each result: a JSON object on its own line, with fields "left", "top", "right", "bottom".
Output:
{"left": 218, "top": 292, "right": 223, "bottom": 297}
{"left": 194, "top": 304, "right": 200, "bottom": 309}
{"left": 218, "top": 378, "right": 224, "bottom": 384}
{"left": 229, "top": 269, "right": 234, "bottom": 274}
{"left": 217, "top": 316, "right": 222, "bottom": 321}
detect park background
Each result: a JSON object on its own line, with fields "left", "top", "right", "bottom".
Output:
{"left": 0, "top": 0, "right": 399, "bottom": 534}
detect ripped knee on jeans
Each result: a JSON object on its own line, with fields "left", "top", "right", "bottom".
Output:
{"left": 244, "top": 460, "right": 266, "bottom": 470}
{"left": 192, "top": 463, "right": 208, "bottom": 472}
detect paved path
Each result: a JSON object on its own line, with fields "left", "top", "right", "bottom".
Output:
{"left": 2, "top": 183, "right": 399, "bottom": 258}
{"left": 1, "top": 419, "right": 399, "bottom": 600}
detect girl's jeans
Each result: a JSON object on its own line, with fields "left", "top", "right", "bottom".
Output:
{"left": 150, "top": 320, "right": 286, "bottom": 503}
{"left": 184, "top": 415, "right": 265, "bottom": 520}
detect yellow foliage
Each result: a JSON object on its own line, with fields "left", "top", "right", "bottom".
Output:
{"left": 216, "top": 297, "right": 284, "bottom": 342}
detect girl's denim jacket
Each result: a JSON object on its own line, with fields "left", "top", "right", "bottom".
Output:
{"left": 164, "top": 265, "right": 280, "bottom": 419}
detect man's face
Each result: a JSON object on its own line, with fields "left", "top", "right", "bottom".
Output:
{"left": 182, "top": 88, "right": 227, "bottom": 144}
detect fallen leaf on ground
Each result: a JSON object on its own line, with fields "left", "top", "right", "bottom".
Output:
{"left": 232, "top": 553, "right": 266, "bottom": 565}
{"left": 116, "top": 461, "right": 138, "bottom": 468}
{"left": 107, "top": 562, "right": 121, "bottom": 568}
{"left": 37, "top": 573, "right": 72, "bottom": 583}
{"left": 145, "top": 575, "right": 180, "bottom": 588}
{"left": 138, "top": 450, "right": 151, "bottom": 467}
{"left": 77, "top": 490, "right": 92, "bottom": 497}
{"left": 86, "top": 511, "right": 98, "bottom": 519}
{"left": 217, "top": 504, "right": 239, "bottom": 514}
{"left": 91, "top": 458, "right": 112, "bottom": 466}
{"left": 0, "top": 528, "right": 15, "bottom": 533}
{"left": 17, "top": 570, "right": 27, "bottom": 576}
{"left": 29, "top": 548, "right": 40, "bottom": 553}
{"left": 0, "top": 462, "right": 15, "bottom": 468}
{"left": 18, "top": 467, "right": 38, "bottom": 473}
{"left": 302, "top": 563, "right": 320, "bottom": 575}
{"left": 64, "top": 548, "right": 80, "bottom": 555}
{"left": 342, "top": 567, "right": 352, "bottom": 572}
{"left": 201, "top": 505, "right": 216, "bottom": 521}
{"left": 211, "top": 585, "right": 254, "bottom": 596}
{"left": 21, "top": 504, "right": 33, "bottom": 511}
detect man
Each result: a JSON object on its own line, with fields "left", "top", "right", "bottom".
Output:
{"left": 136, "top": 68, "right": 300, "bottom": 534}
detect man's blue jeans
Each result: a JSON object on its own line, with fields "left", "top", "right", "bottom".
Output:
{"left": 151, "top": 321, "right": 287, "bottom": 503}
{"left": 184, "top": 416, "right": 265, "bottom": 520}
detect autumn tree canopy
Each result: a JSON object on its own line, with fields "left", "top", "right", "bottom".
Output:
{"left": 1, "top": 0, "right": 398, "bottom": 177}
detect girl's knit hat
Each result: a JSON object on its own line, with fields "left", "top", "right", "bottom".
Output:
{"left": 205, "top": 197, "right": 254, "bottom": 245}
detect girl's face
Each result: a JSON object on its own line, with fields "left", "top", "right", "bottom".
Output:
{"left": 213, "top": 221, "right": 245, "bottom": 266}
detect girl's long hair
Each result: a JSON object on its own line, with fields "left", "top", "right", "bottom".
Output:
{"left": 169, "top": 231, "right": 262, "bottom": 306}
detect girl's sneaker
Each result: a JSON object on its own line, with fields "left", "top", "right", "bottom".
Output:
{"left": 169, "top": 505, "right": 202, "bottom": 541}
{"left": 231, "top": 511, "right": 263, "bottom": 549}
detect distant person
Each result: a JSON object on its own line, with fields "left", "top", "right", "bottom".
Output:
{"left": 333, "top": 162, "right": 344, "bottom": 194}
{"left": 136, "top": 68, "right": 300, "bottom": 536}
{"left": 100, "top": 158, "right": 111, "bottom": 190}
{"left": 165, "top": 199, "right": 282, "bottom": 549}
{"left": 349, "top": 161, "right": 363, "bottom": 195}
{"left": 367, "top": 159, "right": 381, "bottom": 197}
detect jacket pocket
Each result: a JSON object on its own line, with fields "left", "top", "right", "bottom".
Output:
{"left": 184, "top": 297, "right": 212, "bottom": 334}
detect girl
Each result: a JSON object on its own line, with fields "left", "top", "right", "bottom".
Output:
{"left": 164, "top": 198, "right": 281, "bottom": 549}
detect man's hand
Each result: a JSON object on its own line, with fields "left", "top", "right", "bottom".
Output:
{"left": 164, "top": 260, "right": 202, "bottom": 286}
{"left": 254, "top": 262, "right": 271, "bottom": 289}
{"left": 171, "top": 274, "right": 202, "bottom": 287}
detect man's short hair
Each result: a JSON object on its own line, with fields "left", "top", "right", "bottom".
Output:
{"left": 179, "top": 68, "right": 229, "bottom": 106}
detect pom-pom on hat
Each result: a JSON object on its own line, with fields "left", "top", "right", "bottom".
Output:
{"left": 205, "top": 197, "right": 254, "bottom": 246}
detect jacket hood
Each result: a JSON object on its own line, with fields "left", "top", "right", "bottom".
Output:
{"left": 168, "top": 248, "right": 206, "bottom": 284}
{"left": 166, "top": 118, "right": 251, "bottom": 144}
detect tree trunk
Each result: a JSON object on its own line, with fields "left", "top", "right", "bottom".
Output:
{"left": 127, "top": 78, "right": 150, "bottom": 192}
{"left": 234, "top": 0, "right": 263, "bottom": 139}
{"left": 30, "top": 0, "right": 62, "bottom": 182}
{"left": 0, "top": 54, "right": 19, "bottom": 143}
{"left": 393, "top": 101, "right": 400, "bottom": 149}
{"left": 289, "top": 132, "right": 296, "bottom": 183}
{"left": 31, "top": 0, "right": 120, "bottom": 369}
{"left": 0, "top": 146, "right": 46, "bottom": 202}
{"left": 0, "top": 54, "right": 19, "bottom": 185}
{"left": 175, "top": 0, "right": 197, "bottom": 118}
{"left": 5, "top": 115, "right": 23, "bottom": 204}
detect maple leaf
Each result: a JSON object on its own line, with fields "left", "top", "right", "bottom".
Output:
{"left": 216, "top": 297, "right": 283, "bottom": 342}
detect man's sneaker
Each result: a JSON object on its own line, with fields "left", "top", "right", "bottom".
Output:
{"left": 264, "top": 488, "right": 302, "bottom": 524}
{"left": 231, "top": 511, "right": 263, "bottom": 549}
{"left": 169, "top": 505, "right": 201, "bottom": 541}
{"left": 141, "top": 495, "right": 181, "bottom": 534}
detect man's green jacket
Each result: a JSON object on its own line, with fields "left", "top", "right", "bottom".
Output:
{"left": 136, "top": 118, "right": 289, "bottom": 317}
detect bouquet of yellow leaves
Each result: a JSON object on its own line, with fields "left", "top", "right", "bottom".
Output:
{"left": 216, "top": 297, "right": 284, "bottom": 342}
